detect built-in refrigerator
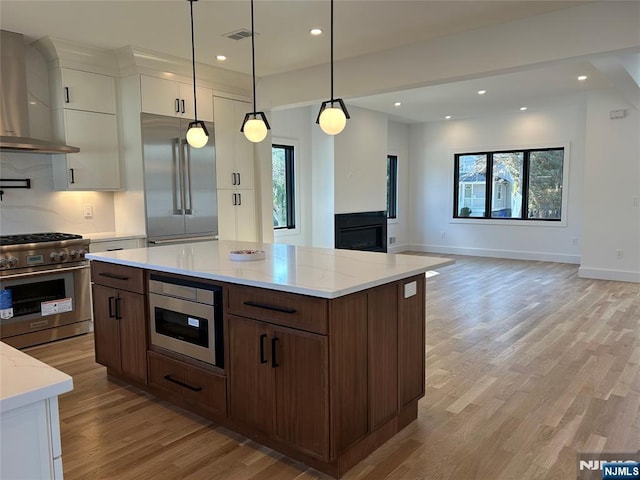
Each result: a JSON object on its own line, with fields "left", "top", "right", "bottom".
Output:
{"left": 141, "top": 113, "right": 218, "bottom": 244}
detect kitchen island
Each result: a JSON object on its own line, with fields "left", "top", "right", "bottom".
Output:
{"left": 1, "top": 342, "right": 73, "bottom": 479}
{"left": 86, "top": 241, "right": 453, "bottom": 477}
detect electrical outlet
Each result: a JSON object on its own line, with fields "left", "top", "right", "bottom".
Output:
{"left": 572, "top": 237, "right": 578, "bottom": 246}
{"left": 83, "top": 205, "right": 93, "bottom": 218}
{"left": 389, "top": 236, "right": 396, "bottom": 245}
{"left": 616, "top": 249, "right": 624, "bottom": 260}
{"left": 441, "top": 232, "right": 446, "bottom": 240}
{"left": 633, "top": 196, "right": 640, "bottom": 207}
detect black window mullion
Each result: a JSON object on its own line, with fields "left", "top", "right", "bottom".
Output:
{"left": 485, "top": 153, "right": 493, "bottom": 218}
{"left": 285, "top": 147, "right": 295, "bottom": 228}
{"left": 453, "top": 154, "right": 461, "bottom": 218}
{"left": 521, "top": 151, "right": 531, "bottom": 219}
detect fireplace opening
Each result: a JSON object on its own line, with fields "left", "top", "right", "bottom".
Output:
{"left": 335, "top": 211, "right": 387, "bottom": 253}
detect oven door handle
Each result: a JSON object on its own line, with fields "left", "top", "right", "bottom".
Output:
{"left": 1, "top": 264, "right": 89, "bottom": 279}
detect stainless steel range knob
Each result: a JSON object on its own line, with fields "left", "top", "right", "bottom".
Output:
{"left": 50, "top": 252, "right": 61, "bottom": 261}
{"left": 58, "top": 252, "right": 68, "bottom": 261}
{"left": 7, "top": 257, "right": 18, "bottom": 267}
{"left": 69, "top": 250, "right": 78, "bottom": 259}
{"left": 0, "top": 259, "right": 7, "bottom": 268}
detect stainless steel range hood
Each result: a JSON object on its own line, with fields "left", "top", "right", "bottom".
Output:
{"left": 0, "top": 30, "right": 79, "bottom": 154}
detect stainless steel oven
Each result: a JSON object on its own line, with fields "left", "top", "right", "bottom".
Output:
{"left": 0, "top": 233, "right": 91, "bottom": 348}
{"left": 149, "top": 273, "right": 223, "bottom": 366}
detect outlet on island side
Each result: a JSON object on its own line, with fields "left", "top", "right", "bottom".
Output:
{"left": 616, "top": 249, "right": 624, "bottom": 260}
{"left": 83, "top": 205, "right": 93, "bottom": 218}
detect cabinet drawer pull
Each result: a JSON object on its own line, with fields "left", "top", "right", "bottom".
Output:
{"left": 175, "top": 98, "right": 180, "bottom": 113}
{"left": 232, "top": 172, "right": 236, "bottom": 185}
{"left": 98, "top": 272, "right": 130, "bottom": 281}
{"left": 236, "top": 172, "right": 241, "bottom": 185}
{"left": 259, "top": 333, "right": 268, "bottom": 364}
{"left": 69, "top": 168, "right": 75, "bottom": 184}
{"left": 243, "top": 301, "right": 296, "bottom": 314}
{"left": 181, "top": 99, "right": 186, "bottom": 114}
{"left": 64, "top": 86, "right": 70, "bottom": 103}
{"left": 163, "top": 374, "right": 203, "bottom": 392}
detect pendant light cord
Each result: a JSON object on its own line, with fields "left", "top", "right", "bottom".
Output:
{"left": 330, "top": 0, "right": 334, "bottom": 104}
{"left": 251, "top": 0, "right": 257, "bottom": 115}
{"left": 189, "top": 0, "right": 198, "bottom": 122}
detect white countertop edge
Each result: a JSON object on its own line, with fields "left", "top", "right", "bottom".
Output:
{"left": 0, "top": 343, "right": 73, "bottom": 413}
{"left": 86, "top": 255, "right": 454, "bottom": 299}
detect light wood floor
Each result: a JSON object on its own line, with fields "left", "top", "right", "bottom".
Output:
{"left": 25, "top": 256, "right": 640, "bottom": 480}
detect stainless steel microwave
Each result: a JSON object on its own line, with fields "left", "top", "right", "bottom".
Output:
{"left": 148, "top": 274, "right": 223, "bottom": 367}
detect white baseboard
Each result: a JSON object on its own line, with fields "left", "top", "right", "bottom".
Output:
{"left": 387, "top": 243, "right": 410, "bottom": 254}
{"left": 578, "top": 267, "right": 640, "bottom": 283}
{"left": 407, "top": 243, "right": 581, "bottom": 265}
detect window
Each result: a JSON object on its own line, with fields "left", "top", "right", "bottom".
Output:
{"left": 387, "top": 155, "right": 398, "bottom": 219}
{"left": 453, "top": 147, "right": 564, "bottom": 221}
{"left": 272, "top": 144, "right": 295, "bottom": 229}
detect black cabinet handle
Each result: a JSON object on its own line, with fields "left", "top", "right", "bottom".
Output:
{"left": 98, "top": 272, "right": 129, "bottom": 281}
{"left": 163, "top": 375, "right": 202, "bottom": 392}
{"left": 231, "top": 172, "right": 236, "bottom": 185}
{"left": 69, "top": 168, "right": 75, "bottom": 184}
{"left": 232, "top": 193, "right": 237, "bottom": 206}
{"left": 181, "top": 99, "right": 186, "bottom": 114}
{"left": 175, "top": 98, "right": 180, "bottom": 113}
{"left": 243, "top": 301, "right": 296, "bottom": 314}
{"left": 114, "top": 296, "right": 122, "bottom": 320}
{"left": 237, "top": 193, "right": 242, "bottom": 206}
{"left": 108, "top": 296, "right": 116, "bottom": 318}
{"left": 259, "top": 333, "right": 268, "bottom": 364}
{"left": 64, "top": 87, "right": 70, "bottom": 103}
{"left": 237, "top": 172, "right": 241, "bottom": 185}
{"left": 271, "top": 337, "right": 279, "bottom": 368}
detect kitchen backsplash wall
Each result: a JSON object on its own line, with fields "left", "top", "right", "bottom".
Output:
{"left": 0, "top": 153, "right": 116, "bottom": 235}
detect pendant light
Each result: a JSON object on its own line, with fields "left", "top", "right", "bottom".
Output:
{"left": 186, "top": 0, "right": 209, "bottom": 148}
{"left": 316, "top": 0, "right": 350, "bottom": 135}
{"left": 241, "top": 0, "right": 270, "bottom": 143}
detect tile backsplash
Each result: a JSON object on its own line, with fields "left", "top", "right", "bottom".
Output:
{"left": 0, "top": 153, "right": 115, "bottom": 235}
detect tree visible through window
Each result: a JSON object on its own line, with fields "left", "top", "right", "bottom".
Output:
{"left": 387, "top": 155, "right": 398, "bottom": 219}
{"left": 272, "top": 144, "right": 295, "bottom": 229}
{"left": 453, "top": 147, "right": 564, "bottom": 221}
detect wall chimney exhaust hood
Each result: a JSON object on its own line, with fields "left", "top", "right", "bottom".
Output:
{"left": 0, "top": 30, "right": 79, "bottom": 154}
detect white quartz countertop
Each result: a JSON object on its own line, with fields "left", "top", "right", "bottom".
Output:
{"left": 86, "top": 241, "right": 454, "bottom": 298}
{"left": 0, "top": 342, "right": 73, "bottom": 413}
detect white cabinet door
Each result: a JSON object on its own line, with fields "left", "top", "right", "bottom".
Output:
{"left": 141, "top": 76, "right": 214, "bottom": 122}
{"left": 214, "top": 96, "right": 254, "bottom": 189}
{"left": 55, "top": 110, "right": 120, "bottom": 190}
{"left": 141, "top": 75, "right": 181, "bottom": 117}
{"left": 236, "top": 190, "right": 257, "bottom": 241}
{"left": 60, "top": 69, "right": 116, "bottom": 114}
{"left": 216, "top": 189, "right": 257, "bottom": 241}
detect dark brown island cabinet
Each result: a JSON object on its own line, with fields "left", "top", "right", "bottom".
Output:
{"left": 90, "top": 260, "right": 429, "bottom": 478}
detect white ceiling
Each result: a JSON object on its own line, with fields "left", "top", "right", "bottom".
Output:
{"left": 1, "top": 0, "right": 637, "bottom": 123}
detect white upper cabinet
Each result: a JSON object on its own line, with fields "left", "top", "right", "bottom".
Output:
{"left": 213, "top": 96, "right": 254, "bottom": 190}
{"left": 52, "top": 69, "right": 116, "bottom": 114}
{"left": 140, "top": 75, "right": 213, "bottom": 122}
{"left": 49, "top": 68, "right": 121, "bottom": 191}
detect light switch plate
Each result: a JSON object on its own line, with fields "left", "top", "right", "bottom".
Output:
{"left": 404, "top": 281, "right": 417, "bottom": 298}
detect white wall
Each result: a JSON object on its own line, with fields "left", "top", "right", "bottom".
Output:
{"left": 0, "top": 153, "right": 116, "bottom": 234}
{"left": 310, "top": 109, "right": 334, "bottom": 248}
{"left": 387, "top": 121, "right": 410, "bottom": 252}
{"left": 334, "top": 106, "right": 387, "bottom": 214}
{"left": 408, "top": 102, "right": 586, "bottom": 263}
{"left": 580, "top": 89, "right": 640, "bottom": 282}
{"left": 270, "top": 106, "right": 313, "bottom": 246}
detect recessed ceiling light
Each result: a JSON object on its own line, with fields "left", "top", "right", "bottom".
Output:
{"left": 445, "top": 115, "right": 452, "bottom": 120}
{"left": 394, "top": 102, "right": 402, "bottom": 107}
{"left": 216, "top": 55, "right": 227, "bottom": 61}
{"left": 577, "top": 75, "right": 587, "bottom": 81}
{"left": 310, "top": 28, "right": 323, "bottom": 36}
{"left": 477, "top": 90, "right": 486, "bottom": 95}
{"left": 520, "top": 106, "right": 527, "bottom": 111}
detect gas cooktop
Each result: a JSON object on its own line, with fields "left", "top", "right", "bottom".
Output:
{"left": 0, "top": 232, "right": 84, "bottom": 246}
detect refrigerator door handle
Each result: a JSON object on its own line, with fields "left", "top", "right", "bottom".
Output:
{"left": 173, "top": 137, "right": 185, "bottom": 215}
{"left": 183, "top": 140, "right": 193, "bottom": 215}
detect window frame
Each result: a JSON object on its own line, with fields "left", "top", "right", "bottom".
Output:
{"left": 387, "top": 154, "right": 398, "bottom": 220}
{"left": 453, "top": 146, "right": 566, "bottom": 222}
{"left": 272, "top": 143, "right": 296, "bottom": 230}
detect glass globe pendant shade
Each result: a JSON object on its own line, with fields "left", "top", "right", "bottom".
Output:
{"left": 243, "top": 118, "right": 268, "bottom": 143}
{"left": 319, "top": 106, "right": 347, "bottom": 135}
{"left": 186, "top": 123, "right": 208, "bottom": 148}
